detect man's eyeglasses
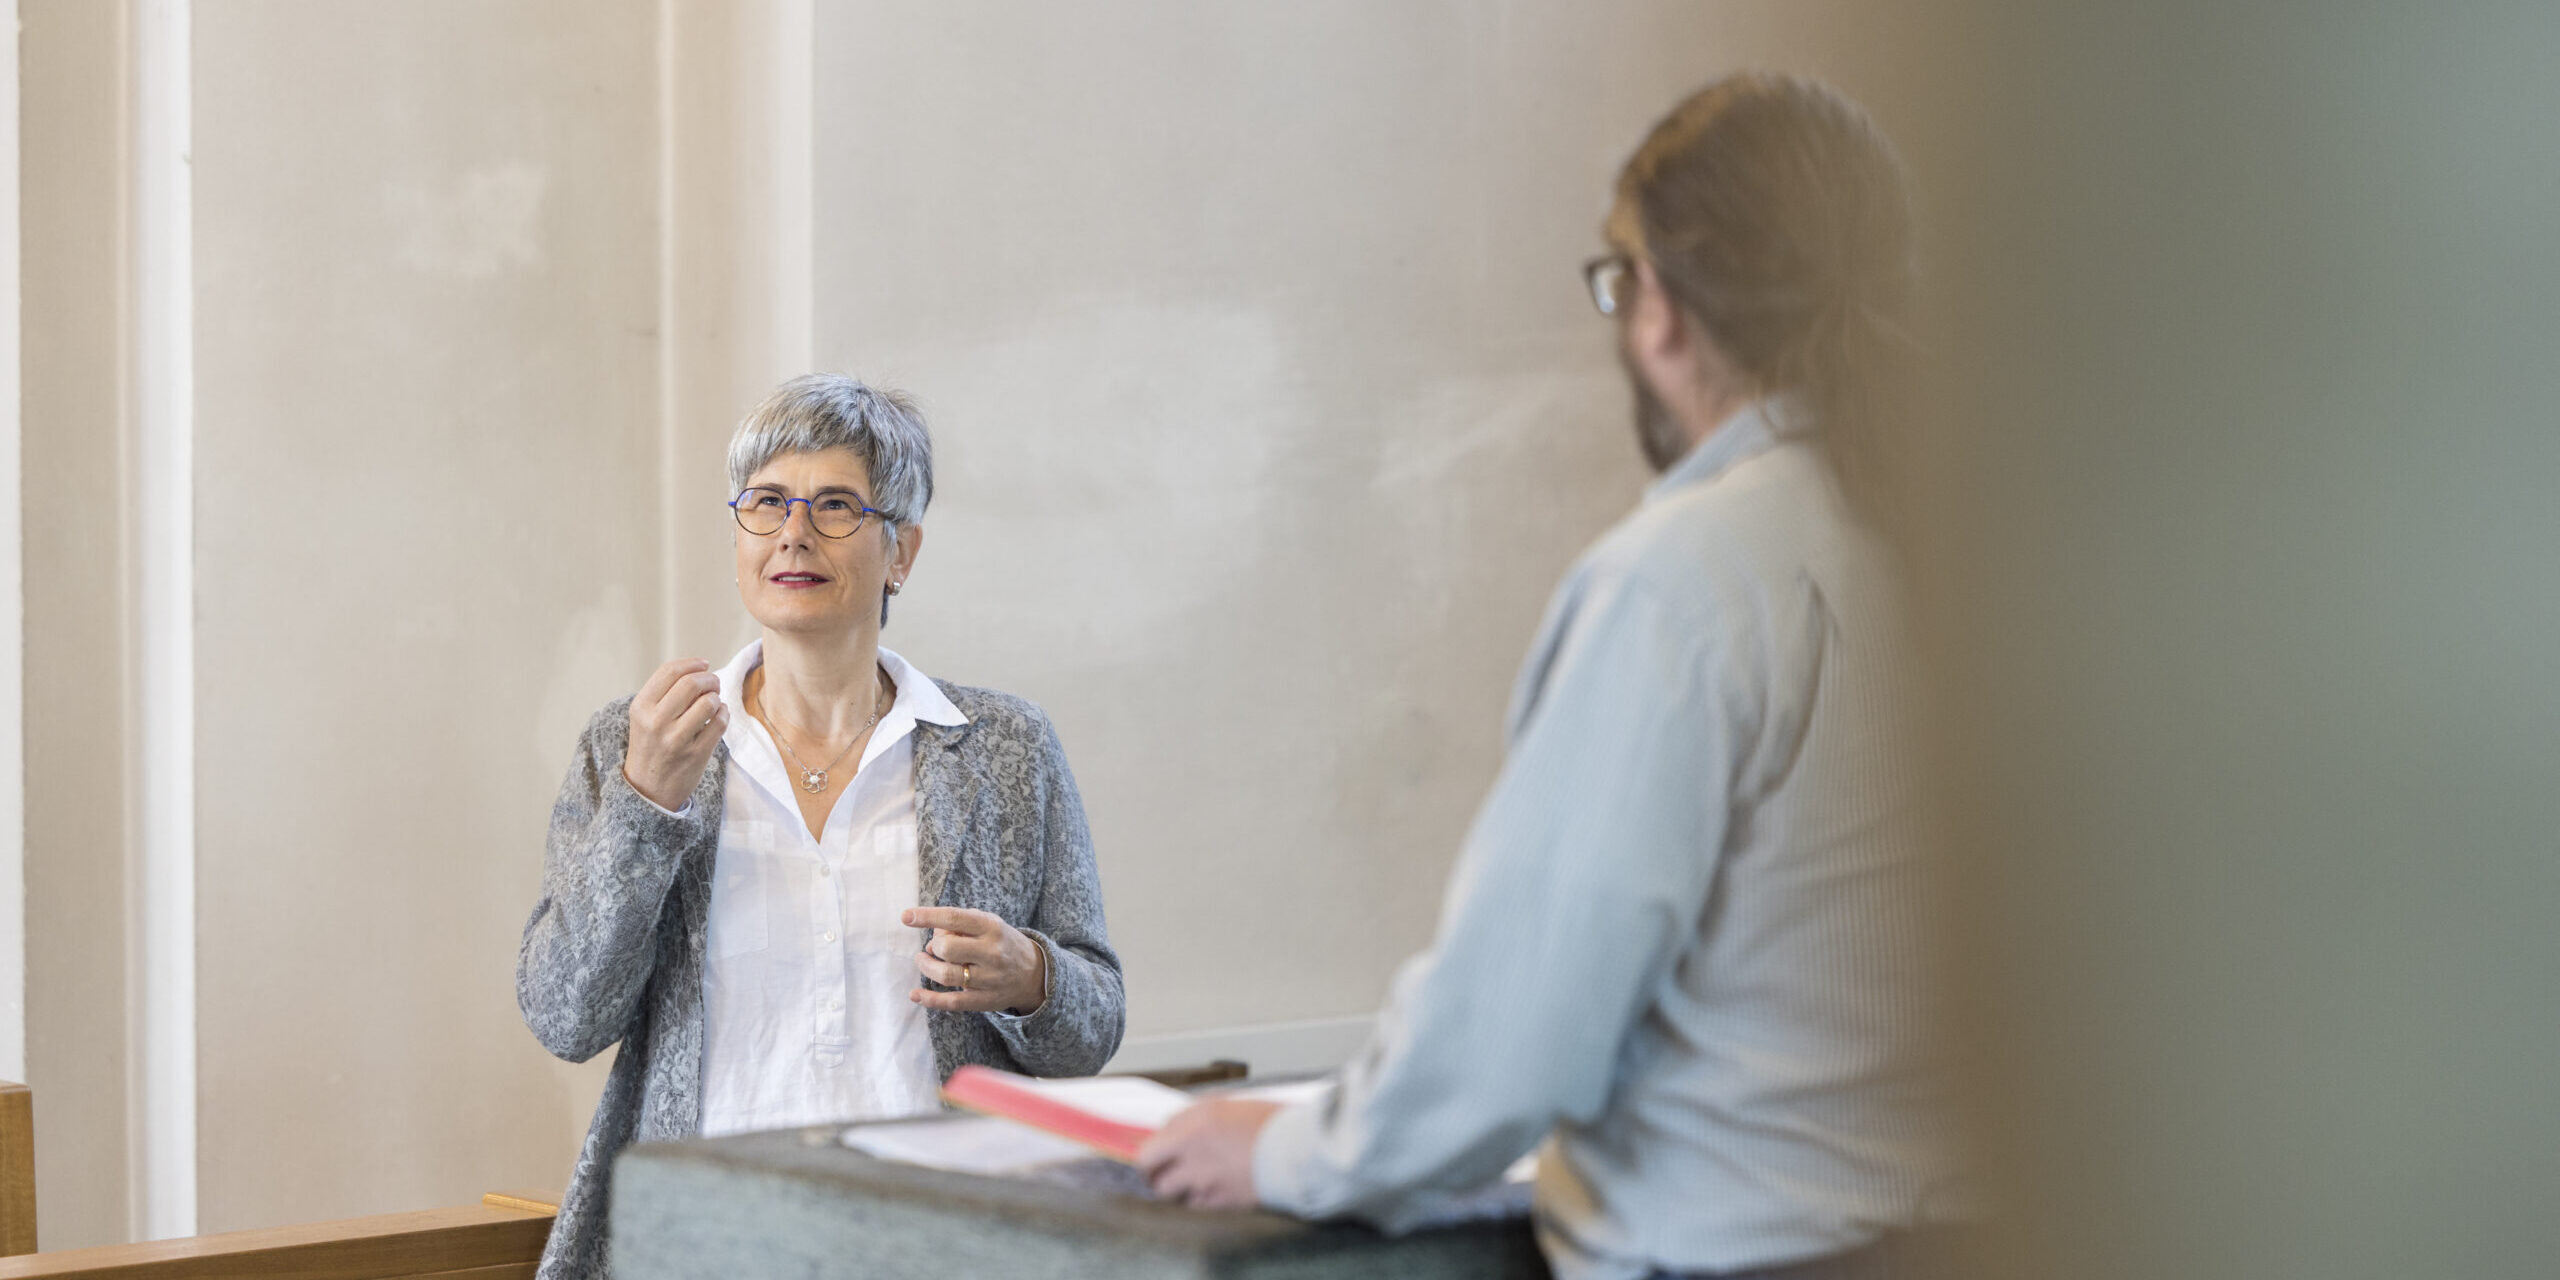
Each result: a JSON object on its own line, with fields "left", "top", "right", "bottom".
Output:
{"left": 1583, "top": 253, "right": 1637, "bottom": 318}
{"left": 730, "top": 487, "right": 885, "bottom": 539}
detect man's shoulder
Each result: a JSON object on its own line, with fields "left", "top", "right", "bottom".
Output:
{"left": 1582, "top": 443, "right": 1834, "bottom": 611}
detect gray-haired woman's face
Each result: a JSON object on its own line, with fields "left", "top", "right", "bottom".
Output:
{"left": 732, "top": 446, "right": 916, "bottom": 639}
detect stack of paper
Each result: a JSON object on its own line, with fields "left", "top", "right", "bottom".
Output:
{"left": 841, "top": 1072, "right": 1331, "bottom": 1175}
{"left": 839, "top": 1071, "right": 1537, "bottom": 1222}
{"left": 939, "top": 1068, "right": 1195, "bottom": 1160}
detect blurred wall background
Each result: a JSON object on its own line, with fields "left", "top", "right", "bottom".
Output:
{"left": 13, "top": 0, "right": 1959, "bottom": 1248}
{"left": 1928, "top": 3, "right": 2560, "bottom": 1277}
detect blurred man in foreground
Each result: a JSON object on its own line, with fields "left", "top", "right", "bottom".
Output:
{"left": 1140, "top": 74, "right": 1962, "bottom": 1280}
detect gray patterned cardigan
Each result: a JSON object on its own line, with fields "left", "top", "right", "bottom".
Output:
{"left": 516, "top": 682, "right": 1125, "bottom": 1280}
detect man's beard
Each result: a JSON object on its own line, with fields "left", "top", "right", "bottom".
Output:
{"left": 1623, "top": 347, "right": 1690, "bottom": 473}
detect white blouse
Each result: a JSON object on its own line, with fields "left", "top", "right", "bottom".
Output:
{"left": 691, "top": 640, "right": 970, "bottom": 1138}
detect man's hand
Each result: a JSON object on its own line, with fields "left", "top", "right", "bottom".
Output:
{"left": 1135, "top": 1098, "right": 1283, "bottom": 1210}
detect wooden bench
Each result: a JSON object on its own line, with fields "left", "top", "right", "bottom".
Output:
{"left": 0, "top": 1189, "right": 554, "bottom": 1279}
{"left": 2, "top": 1080, "right": 559, "bottom": 1276}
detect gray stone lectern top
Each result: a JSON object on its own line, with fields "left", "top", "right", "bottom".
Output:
{"left": 611, "top": 1126, "right": 1550, "bottom": 1280}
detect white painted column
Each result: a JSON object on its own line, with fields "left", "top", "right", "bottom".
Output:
{"left": 655, "top": 0, "right": 817, "bottom": 651}
{"left": 656, "top": 0, "right": 681, "bottom": 657}
{"left": 129, "top": 0, "right": 197, "bottom": 1242}
{"left": 0, "top": 0, "right": 25, "bottom": 1090}
{"left": 767, "top": 0, "right": 814, "bottom": 380}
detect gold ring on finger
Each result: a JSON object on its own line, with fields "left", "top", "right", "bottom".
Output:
{"left": 962, "top": 963, "right": 972, "bottom": 990}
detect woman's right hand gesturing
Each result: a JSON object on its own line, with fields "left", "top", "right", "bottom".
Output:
{"left": 624, "top": 658, "right": 728, "bottom": 811}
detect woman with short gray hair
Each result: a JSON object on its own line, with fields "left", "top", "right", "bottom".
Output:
{"left": 517, "top": 374, "right": 1125, "bottom": 1280}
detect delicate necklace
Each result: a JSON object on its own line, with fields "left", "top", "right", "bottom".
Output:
{"left": 755, "top": 667, "right": 892, "bottom": 794}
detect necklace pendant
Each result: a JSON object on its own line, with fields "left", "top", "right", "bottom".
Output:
{"left": 800, "top": 770, "right": 828, "bottom": 794}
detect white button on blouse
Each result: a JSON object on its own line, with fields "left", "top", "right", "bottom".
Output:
{"left": 692, "top": 640, "right": 970, "bottom": 1138}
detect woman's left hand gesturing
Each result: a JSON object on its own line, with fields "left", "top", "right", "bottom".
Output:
{"left": 904, "top": 907, "right": 1048, "bottom": 1015}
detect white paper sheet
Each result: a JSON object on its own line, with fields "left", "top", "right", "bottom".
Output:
{"left": 841, "top": 1112, "right": 1094, "bottom": 1175}
{"left": 1223, "top": 1078, "right": 1335, "bottom": 1109}
{"left": 994, "top": 1073, "right": 1196, "bottom": 1128}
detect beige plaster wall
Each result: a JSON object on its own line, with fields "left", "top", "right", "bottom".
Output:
{"left": 186, "top": 0, "right": 662, "bottom": 1233}
{"left": 798, "top": 0, "right": 1961, "bottom": 1048}
{"left": 16, "top": 0, "right": 812, "bottom": 1241}
{"left": 20, "top": 0, "right": 134, "bottom": 1253}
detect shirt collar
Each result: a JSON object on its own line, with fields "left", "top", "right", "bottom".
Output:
{"left": 713, "top": 639, "right": 969, "bottom": 800}
{"left": 876, "top": 646, "right": 968, "bottom": 728}
{"left": 1645, "top": 396, "right": 1807, "bottom": 503}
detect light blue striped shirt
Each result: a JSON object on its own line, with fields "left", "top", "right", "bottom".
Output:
{"left": 1254, "top": 401, "right": 1954, "bottom": 1279}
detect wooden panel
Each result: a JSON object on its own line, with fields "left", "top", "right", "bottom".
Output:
{"left": 0, "top": 1203, "right": 550, "bottom": 1280}
{"left": 0, "top": 1084, "right": 32, "bottom": 1255}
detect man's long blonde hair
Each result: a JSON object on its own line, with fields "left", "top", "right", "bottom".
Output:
{"left": 1612, "top": 74, "right": 1917, "bottom": 529}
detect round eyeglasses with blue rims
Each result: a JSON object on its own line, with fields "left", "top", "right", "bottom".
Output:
{"left": 729, "top": 486, "right": 885, "bottom": 539}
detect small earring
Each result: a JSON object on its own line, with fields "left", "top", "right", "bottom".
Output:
{"left": 887, "top": 581, "right": 903, "bottom": 595}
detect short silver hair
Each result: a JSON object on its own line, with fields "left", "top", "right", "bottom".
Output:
{"left": 725, "top": 374, "right": 934, "bottom": 531}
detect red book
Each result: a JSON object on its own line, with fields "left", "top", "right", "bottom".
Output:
{"left": 941, "top": 1066, "right": 1160, "bottom": 1164}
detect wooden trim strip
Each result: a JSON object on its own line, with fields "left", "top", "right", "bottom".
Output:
{"left": 472, "top": 1193, "right": 557, "bottom": 1218}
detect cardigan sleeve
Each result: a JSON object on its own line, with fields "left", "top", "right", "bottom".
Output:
{"left": 516, "top": 698, "right": 723, "bottom": 1063}
{"left": 981, "top": 709, "right": 1126, "bottom": 1076}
